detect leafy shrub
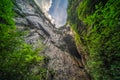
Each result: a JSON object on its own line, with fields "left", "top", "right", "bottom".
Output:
{"left": 0, "top": 0, "right": 46, "bottom": 80}
{"left": 67, "top": 0, "right": 120, "bottom": 80}
{"left": 85, "top": 0, "right": 120, "bottom": 79}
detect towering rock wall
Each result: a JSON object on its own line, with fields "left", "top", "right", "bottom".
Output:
{"left": 13, "top": 0, "right": 90, "bottom": 80}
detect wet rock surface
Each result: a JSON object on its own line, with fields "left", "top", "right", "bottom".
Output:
{"left": 14, "top": 0, "right": 90, "bottom": 80}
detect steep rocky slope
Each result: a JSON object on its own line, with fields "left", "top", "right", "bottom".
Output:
{"left": 13, "top": 0, "right": 90, "bottom": 80}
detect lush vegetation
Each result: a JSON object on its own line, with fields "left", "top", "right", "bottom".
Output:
{"left": 67, "top": 0, "right": 120, "bottom": 80}
{"left": 0, "top": 0, "right": 46, "bottom": 80}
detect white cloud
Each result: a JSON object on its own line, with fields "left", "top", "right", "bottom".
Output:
{"left": 34, "top": 0, "right": 54, "bottom": 24}
{"left": 34, "top": 0, "right": 68, "bottom": 28}
{"left": 49, "top": 0, "right": 68, "bottom": 28}
{"left": 35, "top": 0, "right": 52, "bottom": 12}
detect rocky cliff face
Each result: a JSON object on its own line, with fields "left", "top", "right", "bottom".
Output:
{"left": 14, "top": 0, "right": 90, "bottom": 80}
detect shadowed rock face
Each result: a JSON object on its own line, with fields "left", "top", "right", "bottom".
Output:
{"left": 14, "top": 0, "right": 90, "bottom": 80}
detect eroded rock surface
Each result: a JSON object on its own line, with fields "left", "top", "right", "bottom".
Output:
{"left": 14, "top": 0, "right": 90, "bottom": 80}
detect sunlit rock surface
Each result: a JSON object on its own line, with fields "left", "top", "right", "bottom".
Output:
{"left": 14, "top": 0, "right": 90, "bottom": 80}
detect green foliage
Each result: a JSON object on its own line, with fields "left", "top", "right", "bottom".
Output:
{"left": 68, "top": 0, "right": 120, "bottom": 80}
{"left": 77, "top": 0, "right": 91, "bottom": 20}
{"left": 77, "top": 0, "right": 108, "bottom": 20}
{"left": 85, "top": 0, "right": 120, "bottom": 79}
{"left": 0, "top": 0, "right": 46, "bottom": 80}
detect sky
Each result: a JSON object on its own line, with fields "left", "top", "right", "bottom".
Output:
{"left": 35, "top": 0, "right": 68, "bottom": 28}
{"left": 49, "top": 0, "right": 68, "bottom": 27}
